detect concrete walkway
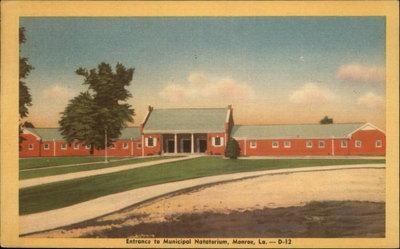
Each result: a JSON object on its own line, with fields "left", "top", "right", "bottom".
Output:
{"left": 239, "top": 156, "right": 386, "bottom": 160}
{"left": 20, "top": 155, "right": 199, "bottom": 189}
{"left": 20, "top": 163, "right": 385, "bottom": 235}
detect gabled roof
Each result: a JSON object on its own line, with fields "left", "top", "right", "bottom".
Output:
{"left": 24, "top": 127, "right": 141, "bottom": 141}
{"left": 119, "top": 127, "right": 141, "bottom": 140}
{"left": 25, "top": 128, "right": 64, "bottom": 140}
{"left": 143, "top": 107, "right": 228, "bottom": 134}
{"left": 231, "top": 123, "right": 366, "bottom": 139}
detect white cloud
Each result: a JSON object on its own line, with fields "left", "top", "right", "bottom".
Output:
{"left": 289, "top": 83, "right": 336, "bottom": 105}
{"left": 357, "top": 92, "right": 384, "bottom": 109}
{"left": 41, "top": 84, "right": 76, "bottom": 101}
{"left": 159, "top": 72, "right": 254, "bottom": 103}
{"left": 337, "top": 64, "right": 385, "bottom": 83}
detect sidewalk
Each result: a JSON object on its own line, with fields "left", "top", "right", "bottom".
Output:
{"left": 239, "top": 156, "right": 386, "bottom": 160}
{"left": 20, "top": 163, "right": 385, "bottom": 235}
{"left": 20, "top": 155, "right": 199, "bottom": 189}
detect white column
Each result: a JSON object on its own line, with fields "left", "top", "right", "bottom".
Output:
{"left": 191, "top": 133, "right": 194, "bottom": 154}
{"left": 104, "top": 128, "right": 108, "bottom": 163}
{"left": 131, "top": 138, "right": 134, "bottom": 156}
{"left": 53, "top": 139, "right": 56, "bottom": 157}
{"left": 331, "top": 136, "right": 335, "bottom": 156}
{"left": 244, "top": 138, "right": 247, "bottom": 156}
{"left": 141, "top": 135, "right": 144, "bottom": 156}
{"left": 174, "top": 134, "right": 178, "bottom": 154}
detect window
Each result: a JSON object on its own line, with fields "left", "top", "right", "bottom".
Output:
{"left": 43, "top": 143, "right": 50, "bottom": 150}
{"left": 123, "top": 142, "right": 129, "bottom": 149}
{"left": 85, "top": 144, "right": 91, "bottom": 150}
{"left": 212, "top": 137, "right": 224, "bottom": 147}
{"left": 284, "top": 141, "right": 291, "bottom": 148}
{"left": 341, "top": 140, "right": 348, "bottom": 148}
{"left": 110, "top": 143, "right": 116, "bottom": 149}
{"left": 250, "top": 141, "right": 257, "bottom": 148}
{"left": 73, "top": 143, "right": 79, "bottom": 150}
{"left": 318, "top": 140, "right": 325, "bottom": 148}
{"left": 61, "top": 143, "right": 67, "bottom": 150}
{"left": 355, "top": 140, "right": 362, "bottom": 148}
{"left": 28, "top": 144, "right": 34, "bottom": 150}
{"left": 306, "top": 140, "right": 313, "bottom": 148}
{"left": 146, "top": 137, "right": 157, "bottom": 147}
{"left": 375, "top": 140, "right": 382, "bottom": 148}
{"left": 272, "top": 141, "right": 279, "bottom": 148}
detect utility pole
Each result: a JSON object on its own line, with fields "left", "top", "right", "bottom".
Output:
{"left": 104, "top": 127, "right": 108, "bottom": 163}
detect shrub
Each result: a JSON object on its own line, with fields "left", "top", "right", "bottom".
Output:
{"left": 225, "top": 138, "right": 241, "bottom": 159}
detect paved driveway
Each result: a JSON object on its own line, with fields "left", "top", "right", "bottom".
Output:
{"left": 20, "top": 163, "right": 385, "bottom": 235}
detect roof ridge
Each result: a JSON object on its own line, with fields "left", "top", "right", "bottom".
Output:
{"left": 234, "top": 122, "right": 365, "bottom": 127}
{"left": 153, "top": 107, "right": 227, "bottom": 110}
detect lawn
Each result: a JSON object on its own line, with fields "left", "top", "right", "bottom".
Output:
{"left": 20, "top": 156, "right": 128, "bottom": 170}
{"left": 20, "top": 156, "right": 179, "bottom": 180}
{"left": 20, "top": 157, "right": 385, "bottom": 215}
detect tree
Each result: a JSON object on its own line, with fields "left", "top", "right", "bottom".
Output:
{"left": 22, "top": 121, "right": 35, "bottom": 128}
{"left": 224, "top": 138, "right": 241, "bottom": 159}
{"left": 320, "top": 116, "right": 333, "bottom": 124}
{"left": 59, "top": 63, "right": 135, "bottom": 156}
{"left": 19, "top": 27, "right": 34, "bottom": 119}
{"left": 19, "top": 27, "right": 34, "bottom": 145}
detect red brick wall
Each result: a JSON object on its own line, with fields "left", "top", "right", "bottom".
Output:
{"left": 143, "top": 134, "right": 162, "bottom": 156}
{"left": 239, "top": 138, "right": 336, "bottom": 156}
{"left": 52, "top": 141, "right": 91, "bottom": 157}
{"left": 348, "top": 130, "right": 386, "bottom": 156}
{"left": 20, "top": 135, "right": 142, "bottom": 158}
{"left": 19, "top": 134, "right": 41, "bottom": 158}
{"left": 207, "top": 133, "right": 226, "bottom": 155}
{"left": 333, "top": 139, "right": 350, "bottom": 156}
{"left": 93, "top": 140, "right": 142, "bottom": 156}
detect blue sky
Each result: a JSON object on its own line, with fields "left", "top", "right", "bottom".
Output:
{"left": 20, "top": 17, "right": 386, "bottom": 128}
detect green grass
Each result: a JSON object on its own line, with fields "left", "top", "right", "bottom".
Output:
{"left": 19, "top": 156, "right": 128, "bottom": 170}
{"left": 19, "top": 157, "right": 385, "bottom": 215}
{"left": 19, "top": 156, "right": 179, "bottom": 180}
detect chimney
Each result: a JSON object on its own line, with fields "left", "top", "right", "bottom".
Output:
{"left": 228, "top": 104, "right": 232, "bottom": 110}
{"left": 148, "top": 105, "right": 153, "bottom": 112}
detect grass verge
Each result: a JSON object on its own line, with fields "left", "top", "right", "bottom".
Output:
{"left": 20, "top": 156, "right": 128, "bottom": 170}
{"left": 20, "top": 156, "right": 179, "bottom": 180}
{"left": 20, "top": 157, "right": 385, "bottom": 215}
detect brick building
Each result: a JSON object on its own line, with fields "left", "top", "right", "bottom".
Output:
{"left": 19, "top": 106, "right": 385, "bottom": 158}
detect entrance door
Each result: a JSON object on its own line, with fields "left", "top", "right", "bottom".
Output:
{"left": 199, "top": 139, "right": 207, "bottom": 153}
{"left": 182, "top": 139, "right": 191, "bottom": 153}
{"left": 167, "top": 140, "right": 174, "bottom": 153}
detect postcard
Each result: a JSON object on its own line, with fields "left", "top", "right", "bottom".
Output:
{"left": 1, "top": 1, "right": 399, "bottom": 248}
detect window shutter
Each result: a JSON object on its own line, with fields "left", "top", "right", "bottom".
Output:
{"left": 211, "top": 137, "right": 215, "bottom": 146}
{"left": 220, "top": 137, "right": 224, "bottom": 146}
{"left": 154, "top": 138, "right": 158, "bottom": 146}
{"left": 145, "top": 137, "right": 148, "bottom": 147}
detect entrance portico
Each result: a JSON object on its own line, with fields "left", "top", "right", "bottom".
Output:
{"left": 162, "top": 133, "right": 207, "bottom": 154}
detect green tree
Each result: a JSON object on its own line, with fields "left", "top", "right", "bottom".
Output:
{"left": 19, "top": 27, "right": 34, "bottom": 119}
{"left": 21, "top": 121, "right": 35, "bottom": 128}
{"left": 320, "top": 116, "right": 333, "bottom": 124}
{"left": 59, "top": 63, "right": 135, "bottom": 155}
{"left": 19, "top": 27, "right": 34, "bottom": 145}
{"left": 224, "top": 138, "right": 241, "bottom": 159}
